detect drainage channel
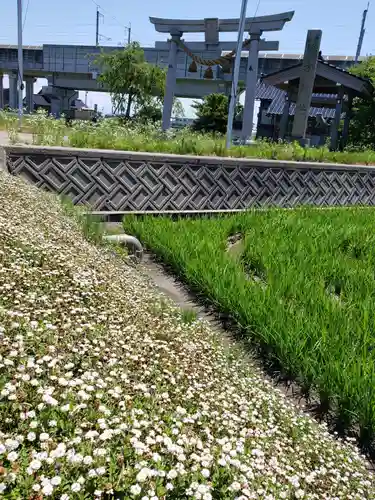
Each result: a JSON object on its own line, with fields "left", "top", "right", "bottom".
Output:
{"left": 140, "top": 253, "right": 222, "bottom": 333}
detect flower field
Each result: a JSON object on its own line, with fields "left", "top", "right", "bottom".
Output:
{"left": 0, "top": 171, "right": 374, "bottom": 498}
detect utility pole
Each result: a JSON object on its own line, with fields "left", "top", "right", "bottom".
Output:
{"left": 96, "top": 7, "right": 100, "bottom": 47}
{"left": 355, "top": 2, "right": 370, "bottom": 63}
{"left": 226, "top": 0, "right": 248, "bottom": 149}
{"left": 127, "top": 23, "right": 131, "bottom": 45}
{"left": 17, "top": 0, "right": 24, "bottom": 128}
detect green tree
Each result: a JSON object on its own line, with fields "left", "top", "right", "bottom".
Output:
{"left": 348, "top": 57, "right": 375, "bottom": 148}
{"left": 192, "top": 93, "right": 243, "bottom": 134}
{"left": 95, "top": 42, "right": 166, "bottom": 118}
{"left": 133, "top": 98, "right": 185, "bottom": 124}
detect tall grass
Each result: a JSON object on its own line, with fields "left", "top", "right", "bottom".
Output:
{"left": 0, "top": 110, "right": 19, "bottom": 143}
{"left": 3, "top": 111, "right": 375, "bottom": 165}
{"left": 27, "top": 109, "right": 67, "bottom": 146}
{"left": 124, "top": 207, "right": 375, "bottom": 444}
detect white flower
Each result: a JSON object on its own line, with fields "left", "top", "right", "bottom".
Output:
{"left": 51, "top": 476, "right": 61, "bottom": 486}
{"left": 130, "top": 484, "right": 142, "bottom": 495}
{"left": 40, "top": 432, "right": 50, "bottom": 441}
{"left": 7, "top": 451, "right": 18, "bottom": 462}
{"left": 5, "top": 439, "right": 19, "bottom": 450}
{"left": 167, "top": 469, "right": 178, "bottom": 479}
{"left": 230, "top": 481, "right": 241, "bottom": 492}
{"left": 96, "top": 467, "right": 106, "bottom": 476}
{"left": 201, "top": 468, "right": 210, "bottom": 478}
{"left": 30, "top": 421, "right": 38, "bottom": 429}
{"left": 93, "top": 447, "right": 106, "bottom": 456}
{"left": 61, "top": 495, "right": 70, "bottom": 500}
{"left": 71, "top": 483, "right": 81, "bottom": 492}
{"left": 136, "top": 468, "right": 151, "bottom": 483}
{"left": 0, "top": 444, "right": 6, "bottom": 455}
{"left": 29, "top": 459, "right": 42, "bottom": 470}
{"left": 50, "top": 443, "right": 66, "bottom": 459}
{"left": 83, "top": 455, "right": 93, "bottom": 465}
{"left": 0, "top": 483, "right": 6, "bottom": 493}
{"left": 42, "top": 483, "right": 54, "bottom": 496}
{"left": 27, "top": 432, "right": 36, "bottom": 441}
{"left": 166, "top": 483, "right": 174, "bottom": 490}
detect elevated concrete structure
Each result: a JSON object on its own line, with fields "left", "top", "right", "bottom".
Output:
{"left": 0, "top": 41, "right": 364, "bottom": 117}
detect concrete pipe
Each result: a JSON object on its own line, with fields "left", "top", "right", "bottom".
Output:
{"left": 103, "top": 234, "right": 143, "bottom": 261}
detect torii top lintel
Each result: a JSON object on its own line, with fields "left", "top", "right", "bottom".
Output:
{"left": 149, "top": 11, "right": 294, "bottom": 37}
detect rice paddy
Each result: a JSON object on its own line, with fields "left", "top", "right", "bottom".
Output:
{"left": 124, "top": 207, "right": 375, "bottom": 447}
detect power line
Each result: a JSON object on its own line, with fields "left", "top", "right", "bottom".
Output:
{"left": 22, "top": 0, "right": 31, "bottom": 31}
{"left": 89, "top": 0, "right": 128, "bottom": 31}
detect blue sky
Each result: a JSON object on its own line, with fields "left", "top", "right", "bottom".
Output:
{"left": 1, "top": 0, "right": 374, "bottom": 115}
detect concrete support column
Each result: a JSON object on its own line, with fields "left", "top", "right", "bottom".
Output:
{"left": 25, "top": 77, "right": 34, "bottom": 113}
{"left": 279, "top": 91, "right": 291, "bottom": 140}
{"left": 162, "top": 34, "right": 180, "bottom": 131}
{"left": 330, "top": 88, "right": 344, "bottom": 151}
{"left": 0, "top": 74, "right": 3, "bottom": 109}
{"left": 8, "top": 72, "right": 18, "bottom": 110}
{"left": 242, "top": 33, "right": 261, "bottom": 141}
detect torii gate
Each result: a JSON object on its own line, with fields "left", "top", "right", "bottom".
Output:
{"left": 150, "top": 11, "right": 294, "bottom": 139}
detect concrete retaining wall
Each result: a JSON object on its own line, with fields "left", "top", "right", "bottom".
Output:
{"left": 4, "top": 145, "right": 375, "bottom": 213}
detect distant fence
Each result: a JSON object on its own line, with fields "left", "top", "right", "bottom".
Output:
{"left": 4, "top": 145, "right": 375, "bottom": 213}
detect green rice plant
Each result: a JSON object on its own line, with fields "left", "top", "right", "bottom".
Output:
{"left": 124, "top": 207, "right": 375, "bottom": 442}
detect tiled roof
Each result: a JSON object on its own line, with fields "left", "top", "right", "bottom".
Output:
{"left": 255, "top": 82, "right": 337, "bottom": 119}
{"left": 267, "top": 96, "right": 336, "bottom": 119}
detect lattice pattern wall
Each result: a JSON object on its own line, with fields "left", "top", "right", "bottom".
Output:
{"left": 5, "top": 147, "right": 375, "bottom": 212}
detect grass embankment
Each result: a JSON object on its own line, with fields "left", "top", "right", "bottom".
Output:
{"left": 3, "top": 109, "right": 375, "bottom": 165}
{"left": 124, "top": 208, "right": 375, "bottom": 445}
{"left": 0, "top": 171, "right": 374, "bottom": 497}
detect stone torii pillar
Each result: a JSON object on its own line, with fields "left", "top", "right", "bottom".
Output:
{"left": 240, "top": 11, "right": 295, "bottom": 141}
{"left": 25, "top": 76, "right": 35, "bottom": 113}
{"left": 242, "top": 32, "right": 261, "bottom": 140}
{"left": 0, "top": 74, "right": 4, "bottom": 110}
{"left": 162, "top": 33, "right": 181, "bottom": 131}
{"left": 8, "top": 72, "right": 18, "bottom": 110}
{"left": 291, "top": 30, "right": 322, "bottom": 143}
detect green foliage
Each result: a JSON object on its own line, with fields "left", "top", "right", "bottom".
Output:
{"left": 7, "top": 113, "right": 375, "bottom": 165}
{"left": 192, "top": 93, "right": 243, "bottom": 134}
{"left": 0, "top": 110, "right": 19, "bottom": 143}
{"left": 124, "top": 207, "right": 375, "bottom": 440}
{"left": 348, "top": 57, "right": 375, "bottom": 148}
{"left": 60, "top": 196, "right": 105, "bottom": 245}
{"left": 180, "top": 308, "right": 198, "bottom": 325}
{"left": 95, "top": 42, "right": 166, "bottom": 118}
{"left": 133, "top": 100, "right": 162, "bottom": 123}
{"left": 27, "top": 109, "right": 67, "bottom": 146}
